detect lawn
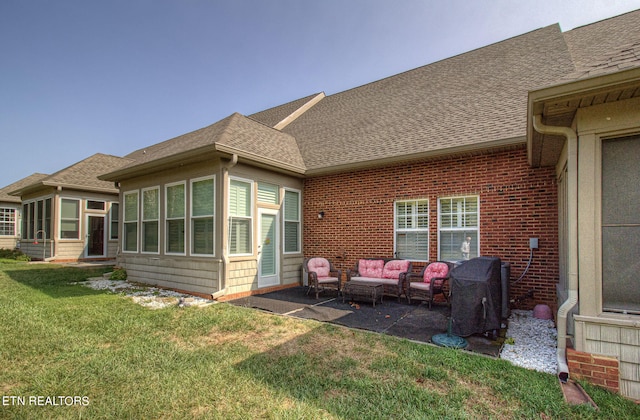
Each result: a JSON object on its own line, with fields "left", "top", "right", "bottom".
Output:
{"left": 1, "top": 260, "right": 638, "bottom": 419}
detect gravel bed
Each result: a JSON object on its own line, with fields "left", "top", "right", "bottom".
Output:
{"left": 500, "top": 309, "right": 558, "bottom": 375}
{"left": 75, "top": 278, "right": 215, "bottom": 309}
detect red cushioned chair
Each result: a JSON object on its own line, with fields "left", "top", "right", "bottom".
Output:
{"left": 407, "top": 261, "right": 454, "bottom": 309}
{"left": 303, "top": 257, "right": 342, "bottom": 299}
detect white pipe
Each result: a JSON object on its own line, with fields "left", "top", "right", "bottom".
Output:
{"left": 212, "top": 154, "right": 238, "bottom": 300}
{"left": 532, "top": 115, "right": 578, "bottom": 382}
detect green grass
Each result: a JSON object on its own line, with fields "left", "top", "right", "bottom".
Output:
{"left": 1, "top": 262, "right": 638, "bottom": 419}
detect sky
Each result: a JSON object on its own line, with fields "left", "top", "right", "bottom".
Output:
{"left": 2, "top": 0, "right": 640, "bottom": 188}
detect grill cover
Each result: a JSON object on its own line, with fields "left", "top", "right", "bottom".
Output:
{"left": 450, "top": 257, "right": 502, "bottom": 337}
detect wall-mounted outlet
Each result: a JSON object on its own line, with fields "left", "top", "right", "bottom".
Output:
{"left": 529, "top": 238, "right": 539, "bottom": 249}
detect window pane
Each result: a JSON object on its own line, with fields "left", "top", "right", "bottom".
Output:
{"left": 440, "top": 231, "right": 478, "bottom": 261}
{"left": 143, "top": 188, "right": 159, "bottom": 220}
{"left": 284, "top": 190, "right": 299, "bottom": 221}
{"left": 124, "top": 192, "right": 138, "bottom": 222}
{"left": 143, "top": 221, "right": 159, "bottom": 253}
{"left": 192, "top": 178, "right": 214, "bottom": 217}
{"left": 230, "top": 218, "right": 251, "bottom": 254}
{"left": 61, "top": 199, "right": 79, "bottom": 219}
{"left": 166, "top": 184, "right": 185, "bottom": 219}
{"left": 87, "top": 200, "right": 105, "bottom": 210}
{"left": 396, "top": 232, "right": 428, "bottom": 260}
{"left": 284, "top": 221, "right": 299, "bottom": 253}
{"left": 166, "top": 219, "right": 185, "bottom": 253}
{"left": 193, "top": 218, "right": 214, "bottom": 255}
{"left": 110, "top": 203, "right": 119, "bottom": 240}
{"left": 230, "top": 180, "right": 250, "bottom": 217}
{"left": 258, "top": 183, "right": 279, "bottom": 204}
{"left": 124, "top": 222, "right": 137, "bottom": 252}
{"left": 602, "top": 226, "right": 640, "bottom": 313}
{"left": 60, "top": 220, "right": 79, "bottom": 239}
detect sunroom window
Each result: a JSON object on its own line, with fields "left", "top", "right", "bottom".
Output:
{"left": 394, "top": 199, "right": 429, "bottom": 261}
{"left": 601, "top": 135, "right": 640, "bottom": 314}
{"left": 142, "top": 187, "right": 159, "bottom": 253}
{"left": 229, "top": 179, "right": 252, "bottom": 255}
{"left": 284, "top": 189, "right": 301, "bottom": 253}
{"left": 123, "top": 191, "right": 139, "bottom": 252}
{"left": 165, "top": 182, "right": 185, "bottom": 254}
{"left": 438, "top": 196, "right": 479, "bottom": 261}
{"left": 0, "top": 208, "right": 16, "bottom": 236}
{"left": 60, "top": 198, "right": 80, "bottom": 239}
{"left": 191, "top": 176, "right": 215, "bottom": 255}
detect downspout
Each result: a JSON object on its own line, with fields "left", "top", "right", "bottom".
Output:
{"left": 212, "top": 154, "right": 238, "bottom": 300}
{"left": 532, "top": 115, "right": 578, "bottom": 382}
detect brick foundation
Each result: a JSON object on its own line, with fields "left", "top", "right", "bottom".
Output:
{"left": 567, "top": 348, "right": 620, "bottom": 394}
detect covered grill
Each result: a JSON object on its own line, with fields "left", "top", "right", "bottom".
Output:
{"left": 450, "top": 256, "right": 502, "bottom": 337}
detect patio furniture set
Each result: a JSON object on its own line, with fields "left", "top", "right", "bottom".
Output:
{"left": 303, "top": 257, "right": 454, "bottom": 309}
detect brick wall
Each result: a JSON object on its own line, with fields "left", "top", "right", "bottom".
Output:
{"left": 567, "top": 348, "right": 620, "bottom": 394}
{"left": 303, "top": 146, "right": 559, "bottom": 309}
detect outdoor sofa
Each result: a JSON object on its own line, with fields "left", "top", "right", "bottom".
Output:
{"left": 346, "top": 258, "right": 412, "bottom": 301}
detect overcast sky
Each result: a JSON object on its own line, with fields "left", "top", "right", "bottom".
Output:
{"left": 2, "top": 0, "right": 640, "bottom": 187}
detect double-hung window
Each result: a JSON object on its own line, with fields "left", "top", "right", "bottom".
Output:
{"left": 438, "top": 196, "right": 479, "bottom": 261}
{"left": 191, "top": 176, "right": 215, "bottom": 255}
{"left": 142, "top": 187, "right": 159, "bottom": 253}
{"left": 110, "top": 203, "right": 119, "bottom": 240}
{"left": 60, "top": 198, "right": 80, "bottom": 239}
{"left": 165, "top": 182, "right": 186, "bottom": 254}
{"left": 229, "top": 178, "right": 252, "bottom": 255}
{"left": 0, "top": 208, "right": 16, "bottom": 236}
{"left": 283, "top": 189, "right": 301, "bottom": 253}
{"left": 123, "top": 191, "right": 139, "bottom": 252}
{"left": 394, "top": 199, "right": 429, "bottom": 261}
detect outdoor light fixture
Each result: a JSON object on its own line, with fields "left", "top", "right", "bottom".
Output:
{"left": 318, "top": 211, "right": 325, "bottom": 219}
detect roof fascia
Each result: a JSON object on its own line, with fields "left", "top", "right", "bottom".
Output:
{"left": 304, "top": 137, "right": 525, "bottom": 176}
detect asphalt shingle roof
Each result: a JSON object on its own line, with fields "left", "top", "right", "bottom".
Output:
{"left": 0, "top": 173, "right": 48, "bottom": 202}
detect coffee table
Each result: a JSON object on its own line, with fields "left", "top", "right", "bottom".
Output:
{"left": 342, "top": 280, "right": 384, "bottom": 307}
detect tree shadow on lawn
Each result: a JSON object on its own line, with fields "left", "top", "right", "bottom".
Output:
{"left": 3, "top": 265, "right": 111, "bottom": 299}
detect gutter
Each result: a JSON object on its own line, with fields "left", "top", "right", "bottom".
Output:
{"left": 211, "top": 154, "right": 238, "bottom": 300}
{"left": 532, "top": 115, "right": 578, "bottom": 382}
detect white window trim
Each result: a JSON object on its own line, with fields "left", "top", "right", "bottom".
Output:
{"left": 141, "top": 186, "right": 160, "bottom": 255}
{"left": 228, "top": 176, "right": 254, "bottom": 257}
{"left": 394, "top": 199, "right": 429, "bottom": 262}
{"left": 165, "top": 181, "right": 186, "bottom": 256}
{"left": 122, "top": 190, "right": 139, "bottom": 253}
{"left": 282, "top": 187, "right": 301, "bottom": 254}
{"left": 437, "top": 195, "right": 480, "bottom": 261}
{"left": 191, "top": 175, "right": 216, "bottom": 257}
{"left": 0, "top": 207, "right": 17, "bottom": 237}
{"left": 59, "top": 197, "right": 81, "bottom": 241}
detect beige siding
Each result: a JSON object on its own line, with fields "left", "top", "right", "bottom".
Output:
{"left": 120, "top": 254, "right": 221, "bottom": 296}
{"left": 0, "top": 238, "right": 18, "bottom": 249}
{"left": 282, "top": 255, "right": 303, "bottom": 285}
{"left": 575, "top": 316, "right": 640, "bottom": 400}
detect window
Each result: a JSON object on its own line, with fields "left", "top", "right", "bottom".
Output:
{"left": 21, "top": 198, "right": 51, "bottom": 240}
{"left": 257, "top": 182, "right": 279, "bottom": 204}
{"left": 165, "top": 182, "right": 185, "bottom": 254}
{"left": 123, "top": 191, "right": 139, "bottom": 252}
{"left": 86, "top": 200, "right": 105, "bottom": 210}
{"left": 283, "top": 189, "right": 301, "bottom": 253}
{"left": 60, "top": 198, "right": 80, "bottom": 239}
{"left": 601, "top": 135, "right": 640, "bottom": 313}
{"left": 438, "top": 196, "right": 479, "bottom": 261}
{"left": 191, "top": 177, "right": 215, "bottom": 255}
{"left": 23, "top": 202, "right": 34, "bottom": 239}
{"left": 229, "top": 179, "right": 252, "bottom": 255}
{"left": 0, "top": 208, "right": 16, "bottom": 236}
{"left": 395, "top": 200, "right": 429, "bottom": 261}
{"left": 142, "top": 187, "right": 159, "bottom": 253}
{"left": 110, "top": 203, "right": 119, "bottom": 240}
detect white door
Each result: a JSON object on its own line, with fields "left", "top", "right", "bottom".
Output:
{"left": 258, "top": 209, "right": 279, "bottom": 288}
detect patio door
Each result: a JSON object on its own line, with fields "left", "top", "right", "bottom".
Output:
{"left": 86, "top": 215, "right": 105, "bottom": 257}
{"left": 258, "top": 209, "right": 279, "bottom": 288}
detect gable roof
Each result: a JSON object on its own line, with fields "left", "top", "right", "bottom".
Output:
{"left": 10, "top": 154, "right": 133, "bottom": 197}
{"left": 281, "top": 24, "right": 575, "bottom": 174}
{"left": 0, "top": 173, "right": 48, "bottom": 203}
{"left": 103, "top": 112, "right": 305, "bottom": 181}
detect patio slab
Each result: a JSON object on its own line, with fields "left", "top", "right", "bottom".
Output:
{"left": 228, "top": 286, "right": 502, "bottom": 357}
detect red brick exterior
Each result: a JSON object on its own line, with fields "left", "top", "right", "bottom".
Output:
{"left": 303, "top": 146, "right": 559, "bottom": 310}
{"left": 567, "top": 348, "right": 620, "bottom": 394}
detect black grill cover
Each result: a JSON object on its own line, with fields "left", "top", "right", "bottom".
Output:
{"left": 450, "top": 257, "right": 502, "bottom": 337}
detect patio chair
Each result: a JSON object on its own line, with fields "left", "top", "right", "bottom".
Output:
{"left": 407, "top": 261, "right": 454, "bottom": 309}
{"left": 303, "top": 257, "right": 342, "bottom": 299}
